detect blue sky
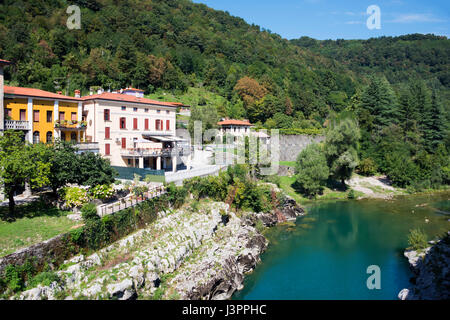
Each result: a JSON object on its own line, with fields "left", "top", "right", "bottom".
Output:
{"left": 192, "top": 0, "right": 449, "bottom": 40}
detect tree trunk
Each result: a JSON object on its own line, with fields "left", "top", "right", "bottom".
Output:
{"left": 8, "top": 189, "right": 15, "bottom": 220}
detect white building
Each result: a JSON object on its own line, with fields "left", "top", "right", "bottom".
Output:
{"left": 82, "top": 89, "right": 189, "bottom": 172}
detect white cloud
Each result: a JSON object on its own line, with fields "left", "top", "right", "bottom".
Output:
{"left": 389, "top": 13, "right": 446, "bottom": 23}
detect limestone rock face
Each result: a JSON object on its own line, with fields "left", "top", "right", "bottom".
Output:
{"left": 399, "top": 233, "right": 450, "bottom": 300}
{"left": 12, "top": 197, "right": 305, "bottom": 300}
{"left": 279, "top": 196, "right": 305, "bottom": 221}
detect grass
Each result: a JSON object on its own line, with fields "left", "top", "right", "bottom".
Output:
{"left": 146, "top": 87, "right": 228, "bottom": 109}
{"left": 278, "top": 176, "right": 365, "bottom": 204}
{"left": 279, "top": 161, "right": 296, "bottom": 166}
{"left": 0, "top": 201, "right": 78, "bottom": 257}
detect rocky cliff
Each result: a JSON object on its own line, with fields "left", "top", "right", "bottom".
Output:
{"left": 13, "top": 196, "right": 304, "bottom": 300}
{"left": 398, "top": 232, "right": 450, "bottom": 300}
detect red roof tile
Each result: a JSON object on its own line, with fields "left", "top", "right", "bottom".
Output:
{"left": 4, "top": 86, "right": 81, "bottom": 101}
{"left": 217, "top": 119, "right": 253, "bottom": 126}
{"left": 81, "top": 92, "right": 180, "bottom": 107}
{"left": 123, "top": 87, "right": 145, "bottom": 92}
{"left": 0, "top": 59, "right": 11, "bottom": 65}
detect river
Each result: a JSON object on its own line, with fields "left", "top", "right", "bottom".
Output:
{"left": 233, "top": 192, "right": 450, "bottom": 300}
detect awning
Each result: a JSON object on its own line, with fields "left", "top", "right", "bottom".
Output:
{"left": 142, "top": 135, "right": 187, "bottom": 142}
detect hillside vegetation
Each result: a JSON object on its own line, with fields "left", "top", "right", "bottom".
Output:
{"left": 0, "top": 0, "right": 449, "bottom": 191}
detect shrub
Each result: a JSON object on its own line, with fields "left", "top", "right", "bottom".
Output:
{"left": 61, "top": 187, "right": 89, "bottom": 208}
{"left": 347, "top": 189, "right": 356, "bottom": 199}
{"left": 407, "top": 228, "right": 428, "bottom": 251}
{"left": 358, "top": 158, "right": 378, "bottom": 176}
{"left": 89, "top": 184, "right": 115, "bottom": 200}
{"left": 27, "top": 271, "right": 60, "bottom": 289}
{"left": 81, "top": 203, "right": 99, "bottom": 221}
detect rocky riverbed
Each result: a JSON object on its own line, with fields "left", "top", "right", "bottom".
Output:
{"left": 14, "top": 196, "right": 304, "bottom": 300}
{"left": 398, "top": 231, "right": 450, "bottom": 300}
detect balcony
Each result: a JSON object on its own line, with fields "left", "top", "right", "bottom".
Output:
{"left": 54, "top": 120, "right": 87, "bottom": 131}
{"left": 75, "top": 142, "right": 99, "bottom": 153}
{"left": 4, "top": 120, "right": 31, "bottom": 130}
{"left": 120, "top": 147, "right": 186, "bottom": 158}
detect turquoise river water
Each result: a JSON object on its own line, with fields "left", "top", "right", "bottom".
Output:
{"left": 233, "top": 192, "right": 450, "bottom": 300}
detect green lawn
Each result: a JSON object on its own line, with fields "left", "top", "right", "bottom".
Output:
{"left": 0, "top": 202, "right": 78, "bottom": 257}
{"left": 278, "top": 176, "right": 364, "bottom": 204}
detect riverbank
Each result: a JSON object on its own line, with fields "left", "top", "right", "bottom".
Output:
{"left": 10, "top": 196, "right": 304, "bottom": 300}
{"left": 398, "top": 231, "right": 450, "bottom": 300}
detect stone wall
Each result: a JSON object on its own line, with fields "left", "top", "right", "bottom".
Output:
{"left": 279, "top": 134, "right": 325, "bottom": 162}
{"left": 0, "top": 233, "right": 71, "bottom": 275}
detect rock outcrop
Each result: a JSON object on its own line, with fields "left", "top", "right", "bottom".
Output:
{"left": 14, "top": 198, "right": 304, "bottom": 300}
{"left": 398, "top": 232, "right": 450, "bottom": 300}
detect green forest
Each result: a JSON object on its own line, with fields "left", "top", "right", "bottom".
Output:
{"left": 0, "top": 0, "right": 449, "bottom": 191}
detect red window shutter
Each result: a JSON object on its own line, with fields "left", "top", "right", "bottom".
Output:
{"left": 166, "top": 120, "right": 170, "bottom": 131}
{"left": 160, "top": 119, "right": 163, "bottom": 131}
{"left": 121, "top": 138, "right": 126, "bottom": 149}
{"left": 104, "top": 109, "right": 110, "bottom": 121}
{"left": 105, "top": 127, "right": 110, "bottom": 139}
{"left": 145, "top": 119, "right": 149, "bottom": 130}
{"left": 133, "top": 118, "right": 138, "bottom": 130}
{"left": 155, "top": 119, "right": 159, "bottom": 130}
{"left": 105, "top": 143, "right": 110, "bottom": 155}
{"left": 120, "top": 117, "right": 126, "bottom": 129}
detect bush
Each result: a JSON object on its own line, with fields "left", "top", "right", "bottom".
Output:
{"left": 347, "top": 189, "right": 356, "bottom": 199}
{"left": 81, "top": 203, "right": 99, "bottom": 221}
{"left": 61, "top": 187, "right": 89, "bottom": 208}
{"left": 27, "top": 271, "right": 59, "bottom": 289}
{"left": 407, "top": 228, "right": 428, "bottom": 250}
{"left": 89, "top": 184, "right": 115, "bottom": 200}
{"left": 358, "top": 158, "right": 377, "bottom": 176}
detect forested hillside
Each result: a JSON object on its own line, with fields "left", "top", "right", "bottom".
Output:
{"left": 0, "top": 0, "right": 358, "bottom": 126}
{"left": 0, "top": 0, "right": 449, "bottom": 190}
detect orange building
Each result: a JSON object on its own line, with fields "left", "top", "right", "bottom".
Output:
{"left": 3, "top": 86, "right": 85, "bottom": 144}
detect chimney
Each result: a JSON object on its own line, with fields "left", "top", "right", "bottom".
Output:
{"left": 74, "top": 90, "right": 81, "bottom": 98}
{"left": 57, "top": 91, "right": 62, "bottom": 95}
{"left": 97, "top": 88, "right": 103, "bottom": 95}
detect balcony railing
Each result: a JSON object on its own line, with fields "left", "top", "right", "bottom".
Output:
{"left": 54, "top": 120, "right": 87, "bottom": 130}
{"left": 4, "top": 120, "right": 31, "bottom": 130}
{"left": 120, "top": 147, "right": 187, "bottom": 158}
{"left": 75, "top": 142, "right": 99, "bottom": 151}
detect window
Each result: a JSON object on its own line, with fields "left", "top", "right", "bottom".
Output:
{"left": 5, "top": 108, "right": 12, "bottom": 118}
{"left": 133, "top": 118, "right": 138, "bottom": 130}
{"left": 166, "top": 110, "right": 170, "bottom": 114}
{"left": 160, "top": 119, "right": 163, "bottom": 131}
{"left": 105, "top": 127, "right": 110, "bottom": 139}
{"left": 166, "top": 120, "right": 170, "bottom": 131}
{"left": 157, "top": 110, "right": 161, "bottom": 114}
{"left": 120, "top": 117, "right": 126, "bottom": 129}
{"left": 33, "top": 131, "right": 40, "bottom": 144}
{"left": 33, "top": 110, "right": 40, "bottom": 122}
{"left": 20, "top": 109, "right": 26, "bottom": 121}
{"left": 71, "top": 132, "right": 77, "bottom": 141}
{"left": 71, "top": 112, "right": 77, "bottom": 121}
{"left": 46, "top": 131, "right": 52, "bottom": 144}
{"left": 47, "top": 111, "right": 52, "bottom": 123}
{"left": 121, "top": 138, "right": 126, "bottom": 149}
{"left": 144, "top": 108, "right": 149, "bottom": 113}
{"left": 104, "top": 109, "right": 110, "bottom": 121}
{"left": 133, "top": 107, "right": 138, "bottom": 112}
{"left": 155, "top": 119, "right": 160, "bottom": 131}
{"left": 61, "top": 132, "right": 66, "bottom": 141}
{"left": 145, "top": 119, "right": 149, "bottom": 130}
{"left": 121, "top": 106, "right": 126, "bottom": 111}
{"left": 105, "top": 143, "right": 110, "bottom": 155}
{"left": 59, "top": 112, "right": 65, "bottom": 121}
